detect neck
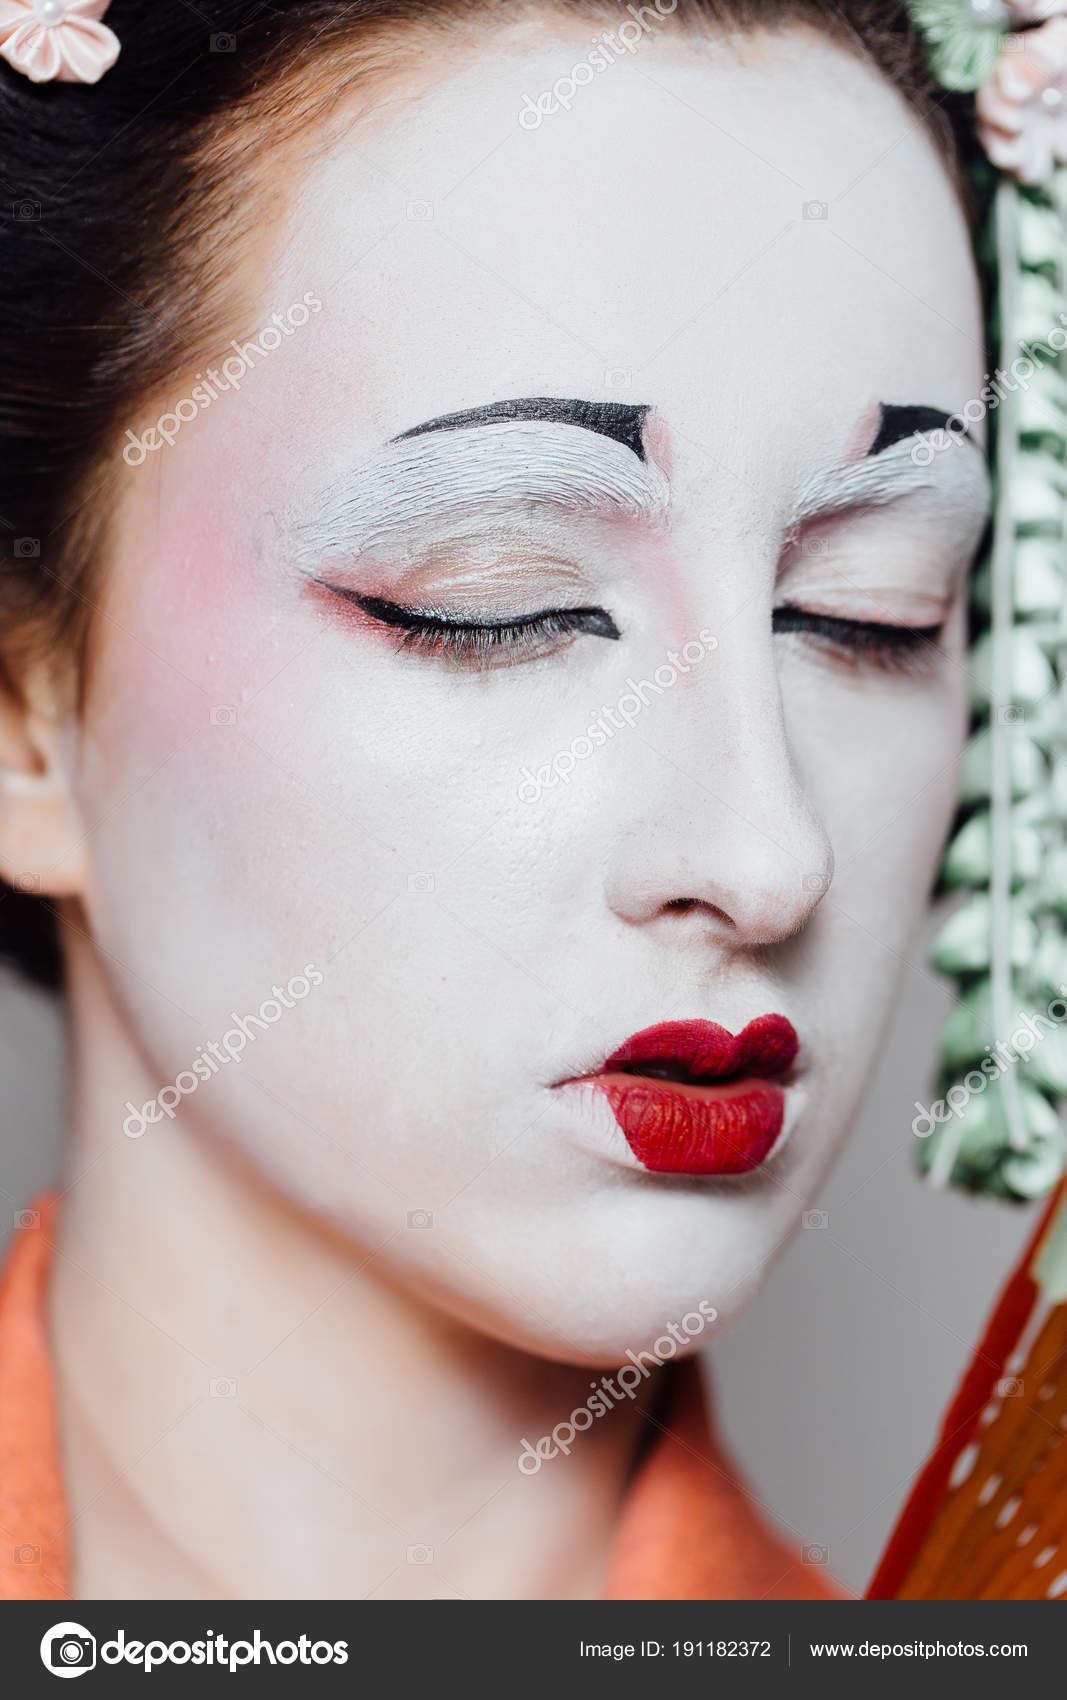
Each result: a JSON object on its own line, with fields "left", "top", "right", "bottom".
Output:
{"left": 47, "top": 933, "right": 650, "bottom": 1600}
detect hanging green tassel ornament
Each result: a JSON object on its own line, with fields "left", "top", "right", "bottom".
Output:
{"left": 906, "top": 4, "right": 1067, "bottom": 1211}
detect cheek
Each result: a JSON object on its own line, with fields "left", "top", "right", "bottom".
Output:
{"left": 785, "top": 652, "right": 968, "bottom": 938}
{"left": 76, "top": 514, "right": 553, "bottom": 1063}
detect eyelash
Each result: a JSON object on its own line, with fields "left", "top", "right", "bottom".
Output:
{"left": 772, "top": 605, "right": 944, "bottom": 673}
{"left": 320, "top": 586, "right": 943, "bottom": 675}
{"left": 325, "top": 590, "right": 621, "bottom": 668}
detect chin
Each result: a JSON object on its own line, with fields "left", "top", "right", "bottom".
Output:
{"left": 389, "top": 1182, "right": 803, "bottom": 1369}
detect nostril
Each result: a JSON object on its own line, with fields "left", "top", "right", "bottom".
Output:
{"left": 662, "top": 896, "right": 735, "bottom": 927}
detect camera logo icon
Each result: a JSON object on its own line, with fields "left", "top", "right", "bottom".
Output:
{"left": 40, "top": 1622, "right": 97, "bottom": 1678}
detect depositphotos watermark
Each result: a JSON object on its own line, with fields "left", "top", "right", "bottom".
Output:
{"left": 122, "top": 966, "right": 324, "bottom": 1138}
{"left": 517, "top": 628, "right": 718, "bottom": 803}
{"left": 518, "top": 1300, "right": 717, "bottom": 1473}
{"left": 518, "top": 0, "right": 679, "bottom": 128}
{"left": 912, "top": 983, "right": 1067, "bottom": 1138}
{"left": 122, "top": 292, "right": 323, "bottom": 465}
{"left": 911, "top": 313, "right": 1067, "bottom": 466}
{"left": 40, "top": 1621, "right": 348, "bottom": 1676}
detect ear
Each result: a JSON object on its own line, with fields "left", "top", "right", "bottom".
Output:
{"left": 0, "top": 666, "right": 89, "bottom": 901}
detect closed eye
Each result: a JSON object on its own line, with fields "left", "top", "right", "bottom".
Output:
{"left": 316, "top": 585, "right": 621, "bottom": 669}
{"left": 773, "top": 605, "right": 944, "bottom": 672}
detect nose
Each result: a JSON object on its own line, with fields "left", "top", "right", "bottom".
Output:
{"left": 603, "top": 622, "right": 833, "bottom": 950}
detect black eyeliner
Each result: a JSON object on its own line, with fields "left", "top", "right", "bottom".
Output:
{"left": 320, "top": 587, "right": 619, "bottom": 639}
{"left": 773, "top": 605, "right": 943, "bottom": 648}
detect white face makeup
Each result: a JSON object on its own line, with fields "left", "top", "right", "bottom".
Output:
{"left": 70, "top": 19, "right": 989, "bottom": 1363}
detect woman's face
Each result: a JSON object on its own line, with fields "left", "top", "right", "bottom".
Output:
{"left": 71, "top": 20, "right": 988, "bottom": 1361}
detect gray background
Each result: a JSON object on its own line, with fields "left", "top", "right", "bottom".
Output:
{"left": 0, "top": 919, "right": 1040, "bottom": 1597}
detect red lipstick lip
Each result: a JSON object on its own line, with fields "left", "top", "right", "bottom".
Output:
{"left": 603, "top": 1015, "right": 798, "bottom": 1082}
{"left": 581, "top": 1015, "right": 800, "bottom": 1177}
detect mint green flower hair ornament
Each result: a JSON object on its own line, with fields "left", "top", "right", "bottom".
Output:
{"left": 908, "top": 0, "right": 1011, "bottom": 90}
{"left": 906, "top": 2, "right": 1067, "bottom": 1259}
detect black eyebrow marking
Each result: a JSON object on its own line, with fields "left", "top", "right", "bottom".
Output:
{"left": 868, "top": 403, "right": 971, "bottom": 456}
{"left": 393, "top": 398, "right": 652, "bottom": 462}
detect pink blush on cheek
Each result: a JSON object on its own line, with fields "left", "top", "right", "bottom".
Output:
{"left": 96, "top": 562, "right": 261, "bottom": 764}
{"left": 94, "top": 447, "right": 307, "bottom": 755}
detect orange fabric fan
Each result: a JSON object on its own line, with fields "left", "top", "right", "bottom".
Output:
{"left": 869, "top": 1182, "right": 1067, "bottom": 1601}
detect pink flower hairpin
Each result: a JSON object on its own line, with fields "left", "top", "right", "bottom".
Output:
{"left": 0, "top": 0, "right": 119, "bottom": 85}
{"left": 977, "top": 14, "right": 1067, "bottom": 181}
{"left": 1006, "top": 1, "right": 1067, "bottom": 19}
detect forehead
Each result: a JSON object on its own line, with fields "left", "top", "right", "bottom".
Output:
{"left": 222, "top": 22, "right": 984, "bottom": 514}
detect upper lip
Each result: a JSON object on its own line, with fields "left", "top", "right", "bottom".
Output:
{"left": 596, "top": 1014, "right": 799, "bottom": 1086}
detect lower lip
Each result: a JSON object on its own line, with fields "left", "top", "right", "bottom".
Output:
{"left": 592, "top": 1075, "right": 787, "bottom": 1176}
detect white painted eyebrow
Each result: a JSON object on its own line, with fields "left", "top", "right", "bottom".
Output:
{"left": 796, "top": 434, "right": 992, "bottom": 528}
{"left": 293, "top": 420, "right": 670, "bottom": 564}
